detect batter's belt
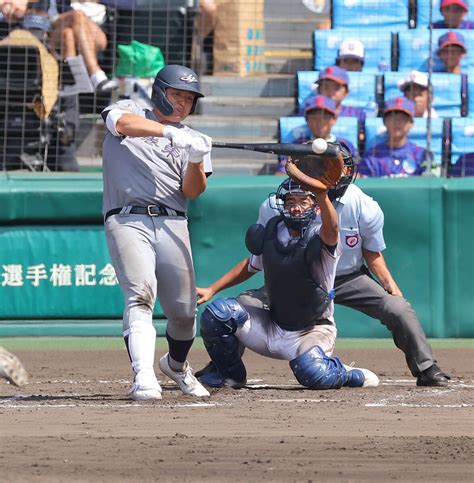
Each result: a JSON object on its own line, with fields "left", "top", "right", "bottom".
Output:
{"left": 105, "top": 204, "right": 186, "bottom": 222}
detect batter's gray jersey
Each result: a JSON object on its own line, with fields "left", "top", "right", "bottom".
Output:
{"left": 101, "top": 99, "right": 213, "bottom": 215}
{"left": 249, "top": 220, "right": 342, "bottom": 321}
{"left": 257, "top": 185, "right": 385, "bottom": 276}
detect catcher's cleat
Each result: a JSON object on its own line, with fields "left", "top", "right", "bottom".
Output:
{"left": 0, "top": 347, "right": 28, "bottom": 387}
{"left": 343, "top": 364, "right": 379, "bottom": 388}
{"left": 159, "top": 354, "right": 210, "bottom": 397}
{"left": 196, "top": 361, "right": 246, "bottom": 389}
{"left": 416, "top": 364, "right": 450, "bottom": 387}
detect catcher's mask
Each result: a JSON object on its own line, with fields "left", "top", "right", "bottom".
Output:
{"left": 328, "top": 141, "right": 358, "bottom": 201}
{"left": 151, "top": 65, "right": 204, "bottom": 116}
{"left": 273, "top": 178, "right": 317, "bottom": 232}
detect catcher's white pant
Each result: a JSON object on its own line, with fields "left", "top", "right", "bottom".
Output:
{"left": 235, "top": 303, "right": 337, "bottom": 361}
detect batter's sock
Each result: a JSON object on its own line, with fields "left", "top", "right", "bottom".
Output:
{"left": 166, "top": 332, "right": 194, "bottom": 371}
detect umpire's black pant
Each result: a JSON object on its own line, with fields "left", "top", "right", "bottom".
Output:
{"left": 334, "top": 266, "right": 435, "bottom": 376}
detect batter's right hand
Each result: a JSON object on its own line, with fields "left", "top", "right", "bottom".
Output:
{"left": 188, "top": 134, "right": 212, "bottom": 163}
{"left": 163, "top": 125, "right": 194, "bottom": 149}
{"left": 196, "top": 286, "right": 214, "bottom": 305}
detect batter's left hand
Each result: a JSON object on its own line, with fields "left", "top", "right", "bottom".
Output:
{"left": 196, "top": 286, "right": 214, "bottom": 305}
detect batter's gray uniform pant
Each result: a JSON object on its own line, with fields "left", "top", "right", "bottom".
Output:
{"left": 334, "top": 267, "right": 435, "bottom": 376}
{"left": 105, "top": 214, "right": 197, "bottom": 341}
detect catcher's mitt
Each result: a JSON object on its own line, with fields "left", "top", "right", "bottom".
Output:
{"left": 285, "top": 149, "right": 344, "bottom": 193}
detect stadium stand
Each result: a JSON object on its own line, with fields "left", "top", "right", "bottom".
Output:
{"left": 313, "top": 29, "right": 394, "bottom": 72}
{"left": 364, "top": 116, "right": 447, "bottom": 166}
{"left": 383, "top": 71, "right": 466, "bottom": 117}
{"left": 397, "top": 28, "right": 474, "bottom": 71}
{"left": 415, "top": 0, "right": 474, "bottom": 28}
{"left": 450, "top": 117, "right": 474, "bottom": 161}
{"left": 297, "top": 70, "right": 380, "bottom": 117}
{"left": 279, "top": 115, "right": 360, "bottom": 152}
{"left": 330, "top": 0, "right": 411, "bottom": 30}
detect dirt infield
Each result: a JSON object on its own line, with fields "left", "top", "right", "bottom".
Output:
{"left": 1, "top": 343, "right": 473, "bottom": 482}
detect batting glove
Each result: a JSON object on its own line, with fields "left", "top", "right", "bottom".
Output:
{"left": 163, "top": 125, "right": 194, "bottom": 149}
{"left": 188, "top": 134, "right": 213, "bottom": 163}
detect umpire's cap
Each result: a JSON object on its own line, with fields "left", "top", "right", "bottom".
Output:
{"left": 151, "top": 65, "right": 204, "bottom": 116}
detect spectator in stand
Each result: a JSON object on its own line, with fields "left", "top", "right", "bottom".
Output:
{"left": 435, "top": 31, "right": 467, "bottom": 73}
{"left": 335, "top": 39, "right": 365, "bottom": 72}
{"left": 398, "top": 71, "right": 438, "bottom": 118}
{"left": 276, "top": 94, "right": 357, "bottom": 175}
{"left": 450, "top": 153, "right": 474, "bottom": 176}
{"left": 432, "top": 0, "right": 473, "bottom": 29}
{"left": 313, "top": 66, "right": 366, "bottom": 123}
{"left": 360, "top": 97, "right": 427, "bottom": 177}
{"left": 49, "top": 0, "right": 118, "bottom": 93}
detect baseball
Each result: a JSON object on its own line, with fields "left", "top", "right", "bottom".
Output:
{"left": 312, "top": 138, "right": 328, "bottom": 154}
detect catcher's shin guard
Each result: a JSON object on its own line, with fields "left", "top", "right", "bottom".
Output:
{"left": 200, "top": 298, "right": 248, "bottom": 387}
{"left": 289, "top": 345, "right": 348, "bottom": 389}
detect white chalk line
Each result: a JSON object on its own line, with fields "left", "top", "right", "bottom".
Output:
{"left": 1, "top": 380, "right": 472, "bottom": 410}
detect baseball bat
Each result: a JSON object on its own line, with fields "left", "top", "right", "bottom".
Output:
{"left": 211, "top": 142, "right": 340, "bottom": 158}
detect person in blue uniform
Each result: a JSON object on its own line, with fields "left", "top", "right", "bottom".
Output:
{"left": 360, "top": 97, "right": 427, "bottom": 177}
{"left": 432, "top": 0, "right": 473, "bottom": 29}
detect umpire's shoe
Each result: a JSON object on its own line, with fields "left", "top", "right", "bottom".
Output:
{"left": 416, "top": 364, "right": 450, "bottom": 387}
{"left": 159, "top": 354, "right": 210, "bottom": 397}
{"left": 0, "top": 347, "right": 28, "bottom": 387}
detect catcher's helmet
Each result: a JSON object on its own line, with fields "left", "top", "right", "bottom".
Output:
{"left": 274, "top": 178, "right": 317, "bottom": 232}
{"left": 151, "top": 65, "right": 204, "bottom": 115}
{"left": 328, "top": 141, "right": 358, "bottom": 201}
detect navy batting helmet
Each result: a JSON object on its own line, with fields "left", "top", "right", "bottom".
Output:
{"left": 151, "top": 65, "right": 204, "bottom": 115}
{"left": 274, "top": 178, "right": 317, "bottom": 232}
{"left": 328, "top": 141, "right": 358, "bottom": 201}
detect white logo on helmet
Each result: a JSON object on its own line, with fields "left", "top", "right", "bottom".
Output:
{"left": 180, "top": 74, "right": 198, "bottom": 83}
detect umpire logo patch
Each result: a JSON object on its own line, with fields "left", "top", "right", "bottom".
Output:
{"left": 345, "top": 234, "right": 359, "bottom": 248}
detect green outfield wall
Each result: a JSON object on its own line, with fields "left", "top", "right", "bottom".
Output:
{"left": 0, "top": 173, "right": 472, "bottom": 338}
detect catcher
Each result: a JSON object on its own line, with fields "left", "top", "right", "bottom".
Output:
{"left": 194, "top": 143, "right": 379, "bottom": 390}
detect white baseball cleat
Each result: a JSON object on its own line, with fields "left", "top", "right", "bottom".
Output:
{"left": 159, "top": 354, "right": 210, "bottom": 397}
{"left": 129, "top": 370, "right": 162, "bottom": 401}
{"left": 0, "top": 346, "right": 28, "bottom": 387}
{"left": 344, "top": 364, "right": 379, "bottom": 388}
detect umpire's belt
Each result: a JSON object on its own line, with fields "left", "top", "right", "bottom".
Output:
{"left": 105, "top": 204, "right": 186, "bottom": 222}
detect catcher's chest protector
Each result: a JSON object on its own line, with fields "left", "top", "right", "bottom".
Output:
{"left": 261, "top": 217, "right": 330, "bottom": 330}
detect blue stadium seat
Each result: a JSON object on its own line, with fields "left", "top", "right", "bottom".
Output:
{"left": 468, "top": 70, "right": 474, "bottom": 116}
{"left": 397, "top": 29, "right": 474, "bottom": 71}
{"left": 383, "top": 72, "right": 465, "bottom": 117}
{"left": 279, "top": 115, "right": 360, "bottom": 153}
{"left": 416, "top": 0, "right": 474, "bottom": 28}
{"left": 313, "top": 29, "right": 393, "bottom": 72}
{"left": 364, "top": 117, "right": 445, "bottom": 165}
{"left": 331, "top": 0, "right": 410, "bottom": 30}
{"left": 450, "top": 118, "right": 474, "bottom": 162}
{"left": 297, "top": 71, "right": 379, "bottom": 117}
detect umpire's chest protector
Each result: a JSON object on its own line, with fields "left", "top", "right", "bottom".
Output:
{"left": 246, "top": 217, "right": 330, "bottom": 330}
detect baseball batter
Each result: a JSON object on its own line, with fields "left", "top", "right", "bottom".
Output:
{"left": 101, "top": 65, "right": 212, "bottom": 401}
{"left": 198, "top": 144, "right": 449, "bottom": 388}
{"left": 195, "top": 172, "right": 379, "bottom": 390}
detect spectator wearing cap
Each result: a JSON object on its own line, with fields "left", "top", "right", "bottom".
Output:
{"left": 399, "top": 71, "right": 438, "bottom": 118}
{"left": 312, "top": 65, "right": 366, "bottom": 122}
{"left": 432, "top": 0, "right": 473, "bottom": 29}
{"left": 435, "top": 31, "right": 467, "bottom": 73}
{"left": 336, "top": 39, "right": 365, "bottom": 72}
{"left": 275, "top": 94, "right": 357, "bottom": 175}
{"left": 360, "top": 97, "right": 427, "bottom": 177}
{"left": 450, "top": 153, "right": 474, "bottom": 176}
